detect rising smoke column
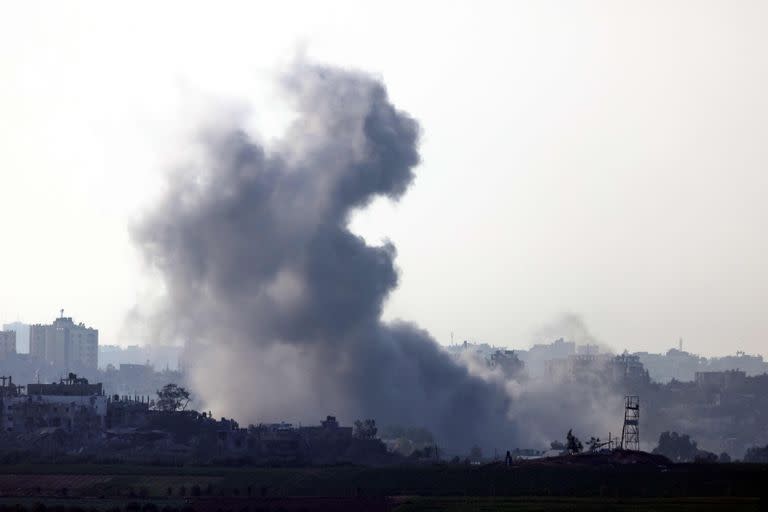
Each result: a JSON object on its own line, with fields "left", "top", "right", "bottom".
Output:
{"left": 134, "top": 61, "right": 513, "bottom": 451}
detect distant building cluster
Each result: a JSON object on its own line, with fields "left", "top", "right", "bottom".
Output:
{"left": 544, "top": 352, "right": 650, "bottom": 386}
{"left": 0, "top": 372, "right": 387, "bottom": 465}
{"left": 3, "top": 312, "right": 98, "bottom": 370}
{"left": 1, "top": 311, "right": 767, "bottom": 461}
{"left": 0, "top": 312, "right": 388, "bottom": 464}
{"left": 447, "top": 337, "right": 768, "bottom": 383}
{"left": 99, "top": 343, "right": 183, "bottom": 372}
{"left": 0, "top": 313, "right": 185, "bottom": 404}
{"left": 448, "top": 337, "right": 768, "bottom": 458}
{"left": 634, "top": 348, "right": 768, "bottom": 383}
{"left": 3, "top": 313, "right": 182, "bottom": 372}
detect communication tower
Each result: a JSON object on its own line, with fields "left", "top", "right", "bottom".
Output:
{"left": 620, "top": 395, "right": 640, "bottom": 451}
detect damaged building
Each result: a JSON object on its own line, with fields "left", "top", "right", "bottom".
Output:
{"left": 1, "top": 373, "right": 106, "bottom": 434}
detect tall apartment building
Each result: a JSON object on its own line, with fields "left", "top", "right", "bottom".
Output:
{"left": 2, "top": 322, "right": 29, "bottom": 353}
{"left": 0, "top": 331, "right": 16, "bottom": 359}
{"left": 29, "top": 315, "right": 98, "bottom": 370}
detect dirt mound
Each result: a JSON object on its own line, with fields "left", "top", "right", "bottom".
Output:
{"left": 534, "top": 449, "right": 670, "bottom": 467}
{"left": 485, "top": 450, "right": 671, "bottom": 469}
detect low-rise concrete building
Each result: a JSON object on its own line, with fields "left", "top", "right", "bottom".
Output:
{"left": 695, "top": 370, "right": 747, "bottom": 392}
{"left": 1, "top": 374, "right": 106, "bottom": 433}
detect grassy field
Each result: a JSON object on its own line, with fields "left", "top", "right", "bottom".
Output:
{"left": 392, "top": 496, "right": 763, "bottom": 512}
{"left": 0, "top": 496, "right": 761, "bottom": 512}
{"left": 0, "top": 462, "right": 763, "bottom": 510}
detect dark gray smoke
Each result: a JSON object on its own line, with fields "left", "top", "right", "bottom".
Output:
{"left": 133, "top": 61, "right": 512, "bottom": 452}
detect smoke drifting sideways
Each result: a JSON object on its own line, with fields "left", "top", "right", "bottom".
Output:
{"left": 532, "top": 313, "right": 614, "bottom": 355}
{"left": 457, "top": 344, "right": 624, "bottom": 451}
{"left": 450, "top": 311, "right": 625, "bottom": 450}
{"left": 132, "top": 61, "right": 514, "bottom": 452}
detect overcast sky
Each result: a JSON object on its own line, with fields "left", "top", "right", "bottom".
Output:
{"left": 1, "top": 1, "right": 766, "bottom": 356}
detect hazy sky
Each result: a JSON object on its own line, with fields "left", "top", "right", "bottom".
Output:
{"left": 1, "top": 1, "right": 766, "bottom": 356}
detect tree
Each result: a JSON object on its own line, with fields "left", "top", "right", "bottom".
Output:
{"left": 550, "top": 440, "right": 566, "bottom": 451}
{"left": 587, "top": 437, "right": 602, "bottom": 453}
{"left": 652, "top": 431, "right": 698, "bottom": 462}
{"left": 380, "top": 425, "right": 434, "bottom": 445}
{"left": 353, "top": 419, "right": 378, "bottom": 439}
{"left": 743, "top": 444, "right": 768, "bottom": 463}
{"left": 566, "top": 429, "right": 583, "bottom": 454}
{"left": 694, "top": 451, "right": 718, "bottom": 463}
{"left": 156, "top": 383, "right": 191, "bottom": 412}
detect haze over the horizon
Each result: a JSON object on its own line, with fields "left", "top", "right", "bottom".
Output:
{"left": 1, "top": 1, "right": 766, "bottom": 358}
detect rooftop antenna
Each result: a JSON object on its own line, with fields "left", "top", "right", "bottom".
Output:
{"left": 60, "top": 308, "right": 64, "bottom": 319}
{"left": 451, "top": 331, "right": 454, "bottom": 345}
{"left": 679, "top": 337, "right": 683, "bottom": 351}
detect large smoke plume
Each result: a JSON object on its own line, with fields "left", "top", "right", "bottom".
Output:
{"left": 133, "top": 62, "right": 514, "bottom": 452}
{"left": 133, "top": 61, "right": 629, "bottom": 453}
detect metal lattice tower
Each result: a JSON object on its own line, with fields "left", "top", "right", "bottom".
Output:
{"left": 620, "top": 395, "right": 640, "bottom": 451}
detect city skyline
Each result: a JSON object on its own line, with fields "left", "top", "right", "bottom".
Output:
{"left": 2, "top": 310, "right": 767, "bottom": 361}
